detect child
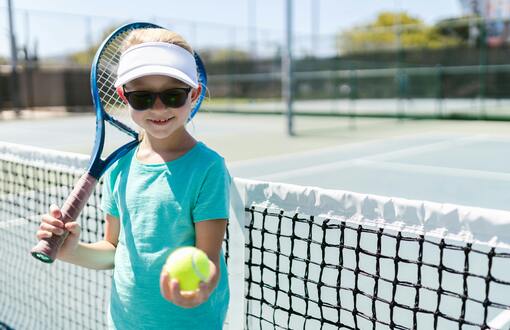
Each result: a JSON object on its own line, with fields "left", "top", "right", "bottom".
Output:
{"left": 35, "top": 28, "right": 230, "bottom": 329}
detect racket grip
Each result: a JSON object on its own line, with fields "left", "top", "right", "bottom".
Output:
{"left": 31, "top": 173, "right": 98, "bottom": 263}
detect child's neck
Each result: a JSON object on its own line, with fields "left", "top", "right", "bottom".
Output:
{"left": 137, "top": 130, "right": 196, "bottom": 163}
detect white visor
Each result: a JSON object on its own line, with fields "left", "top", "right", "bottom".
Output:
{"left": 114, "top": 42, "right": 198, "bottom": 88}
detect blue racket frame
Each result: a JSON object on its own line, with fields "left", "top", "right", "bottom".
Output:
{"left": 31, "top": 22, "right": 208, "bottom": 263}
{"left": 88, "top": 22, "right": 208, "bottom": 179}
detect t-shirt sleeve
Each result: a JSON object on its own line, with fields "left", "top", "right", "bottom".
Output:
{"left": 192, "top": 158, "right": 231, "bottom": 223}
{"left": 101, "top": 169, "right": 120, "bottom": 218}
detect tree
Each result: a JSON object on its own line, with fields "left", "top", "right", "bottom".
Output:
{"left": 338, "top": 12, "right": 464, "bottom": 54}
{"left": 69, "top": 45, "right": 97, "bottom": 66}
{"left": 435, "top": 16, "right": 503, "bottom": 47}
{"left": 200, "top": 48, "right": 251, "bottom": 62}
{"left": 68, "top": 26, "right": 250, "bottom": 66}
{"left": 68, "top": 26, "right": 118, "bottom": 66}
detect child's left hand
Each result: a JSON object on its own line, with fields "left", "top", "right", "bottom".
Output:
{"left": 159, "top": 260, "right": 217, "bottom": 308}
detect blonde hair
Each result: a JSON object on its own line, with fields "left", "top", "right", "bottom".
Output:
{"left": 122, "top": 28, "right": 193, "bottom": 54}
{"left": 121, "top": 29, "right": 197, "bottom": 142}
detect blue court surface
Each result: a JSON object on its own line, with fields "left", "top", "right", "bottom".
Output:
{"left": 1, "top": 111, "right": 509, "bottom": 211}
{"left": 1, "top": 111, "right": 510, "bottom": 329}
{"left": 229, "top": 131, "right": 510, "bottom": 211}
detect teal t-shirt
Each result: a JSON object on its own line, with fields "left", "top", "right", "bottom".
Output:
{"left": 101, "top": 141, "right": 230, "bottom": 330}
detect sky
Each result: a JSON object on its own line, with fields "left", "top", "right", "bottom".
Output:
{"left": 0, "top": 0, "right": 463, "bottom": 58}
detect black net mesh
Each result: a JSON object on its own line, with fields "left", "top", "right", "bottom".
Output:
{"left": 1, "top": 145, "right": 510, "bottom": 329}
{"left": 243, "top": 206, "right": 510, "bottom": 330}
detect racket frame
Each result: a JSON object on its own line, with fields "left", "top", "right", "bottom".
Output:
{"left": 31, "top": 22, "right": 208, "bottom": 263}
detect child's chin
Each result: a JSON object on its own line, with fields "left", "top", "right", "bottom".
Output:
{"left": 145, "top": 127, "right": 180, "bottom": 140}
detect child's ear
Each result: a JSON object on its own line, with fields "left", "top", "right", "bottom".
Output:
{"left": 191, "top": 85, "right": 202, "bottom": 102}
{"left": 117, "top": 86, "right": 128, "bottom": 103}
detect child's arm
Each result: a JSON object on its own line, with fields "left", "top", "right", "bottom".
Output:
{"left": 160, "top": 219, "right": 227, "bottom": 308}
{"left": 36, "top": 204, "right": 120, "bottom": 270}
{"left": 194, "top": 218, "right": 228, "bottom": 292}
{"left": 59, "top": 213, "right": 119, "bottom": 270}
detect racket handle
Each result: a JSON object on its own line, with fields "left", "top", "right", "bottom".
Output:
{"left": 31, "top": 173, "right": 98, "bottom": 263}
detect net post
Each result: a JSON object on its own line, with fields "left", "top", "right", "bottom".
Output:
{"left": 226, "top": 178, "right": 248, "bottom": 329}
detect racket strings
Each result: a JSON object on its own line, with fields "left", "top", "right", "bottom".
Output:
{"left": 97, "top": 31, "right": 132, "bottom": 116}
{"left": 95, "top": 27, "right": 207, "bottom": 121}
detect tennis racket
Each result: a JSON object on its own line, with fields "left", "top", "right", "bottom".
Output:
{"left": 31, "top": 22, "right": 208, "bottom": 263}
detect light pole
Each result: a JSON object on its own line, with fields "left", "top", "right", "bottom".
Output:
{"left": 248, "top": 0, "right": 257, "bottom": 56}
{"left": 311, "top": 0, "right": 319, "bottom": 55}
{"left": 283, "top": 0, "right": 294, "bottom": 136}
{"left": 7, "top": 0, "right": 21, "bottom": 115}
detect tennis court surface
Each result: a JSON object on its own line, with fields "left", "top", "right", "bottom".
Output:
{"left": 1, "top": 114, "right": 510, "bottom": 329}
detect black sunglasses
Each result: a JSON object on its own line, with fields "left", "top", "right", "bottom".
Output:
{"left": 123, "top": 87, "right": 192, "bottom": 111}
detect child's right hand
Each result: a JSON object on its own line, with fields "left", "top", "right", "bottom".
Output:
{"left": 36, "top": 204, "right": 81, "bottom": 260}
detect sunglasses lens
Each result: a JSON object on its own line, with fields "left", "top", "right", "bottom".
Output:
{"left": 124, "top": 88, "right": 191, "bottom": 110}
{"left": 127, "top": 92, "right": 155, "bottom": 110}
{"left": 160, "top": 89, "right": 189, "bottom": 108}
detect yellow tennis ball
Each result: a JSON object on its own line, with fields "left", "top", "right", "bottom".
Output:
{"left": 164, "top": 247, "right": 211, "bottom": 292}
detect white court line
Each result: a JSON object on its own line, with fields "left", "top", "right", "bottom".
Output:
{"left": 0, "top": 217, "right": 31, "bottom": 229}
{"left": 0, "top": 212, "right": 40, "bottom": 229}
{"left": 360, "top": 160, "right": 510, "bottom": 182}
{"left": 488, "top": 310, "right": 510, "bottom": 330}
{"left": 228, "top": 132, "right": 483, "bottom": 169}
{"left": 361, "top": 134, "right": 487, "bottom": 161}
{"left": 255, "top": 135, "right": 487, "bottom": 181}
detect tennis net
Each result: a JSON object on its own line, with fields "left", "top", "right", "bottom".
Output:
{"left": 1, "top": 142, "right": 510, "bottom": 329}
